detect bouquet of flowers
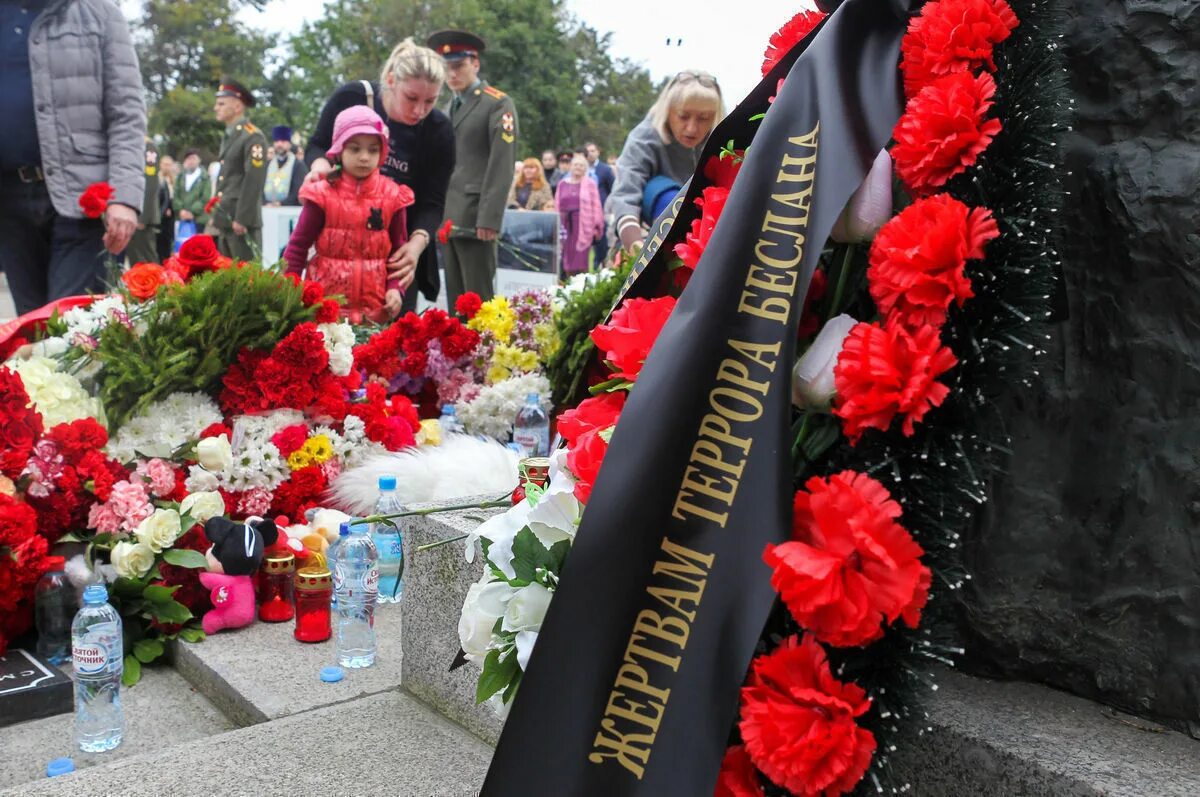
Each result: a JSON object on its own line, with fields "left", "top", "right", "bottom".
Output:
{"left": 461, "top": 291, "right": 557, "bottom": 386}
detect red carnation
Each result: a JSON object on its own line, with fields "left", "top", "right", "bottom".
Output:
{"left": 868, "top": 194, "right": 999, "bottom": 330}
{"left": 704, "top": 152, "right": 744, "bottom": 190}
{"left": 442, "top": 326, "right": 481, "bottom": 360}
{"left": 714, "top": 745, "right": 764, "bottom": 797}
{"left": 765, "top": 471, "right": 931, "bottom": 647}
{"left": 301, "top": 281, "right": 325, "bottom": 306}
{"left": 0, "top": 495, "right": 38, "bottom": 547}
{"left": 437, "top": 218, "right": 453, "bottom": 244}
{"left": 590, "top": 296, "right": 677, "bottom": 383}
{"left": 271, "top": 424, "right": 309, "bottom": 457}
{"left": 833, "top": 320, "right": 958, "bottom": 444}
{"left": 892, "top": 71, "right": 1002, "bottom": 195}
{"left": 176, "top": 235, "right": 222, "bottom": 275}
{"left": 0, "top": 368, "right": 44, "bottom": 479}
{"left": 204, "top": 195, "right": 220, "bottom": 214}
{"left": 78, "top": 182, "right": 115, "bottom": 218}
{"left": 901, "top": 0, "right": 1019, "bottom": 97}
{"left": 739, "top": 635, "right": 875, "bottom": 797}
{"left": 316, "top": 298, "right": 340, "bottom": 323}
{"left": 761, "top": 10, "right": 827, "bottom": 76}
{"left": 674, "top": 186, "right": 731, "bottom": 271}
{"left": 455, "top": 292, "right": 483, "bottom": 320}
{"left": 199, "top": 422, "right": 232, "bottom": 440}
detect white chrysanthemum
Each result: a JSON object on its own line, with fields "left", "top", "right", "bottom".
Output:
{"left": 106, "top": 392, "right": 221, "bottom": 463}
{"left": 61, "top": 296, "right": 127, "bottom": 338}
{"left": 6, "top": 356, "right": 103, "bottom": 428}
{"left": 318, "top": 322, "right": 356, "bottom": 377}
{"left": 219, "top": 410, "right": 302, "bottom": 492}
{"left": 456, "top": 373, "right": 550, "bottom": 441}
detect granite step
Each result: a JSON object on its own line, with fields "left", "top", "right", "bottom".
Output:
{"left": 2, "top": 690, "right": 492, "bottom": 797}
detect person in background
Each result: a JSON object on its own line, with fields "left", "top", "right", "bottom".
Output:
{"left": 125, "top": 137, "right": 160, "bottom": 264}
{"left": 211, "top": 79, "right": 268, "bottom": 260}
{"left": 263, "top": 126, "right": 307, "bottom": 207}
{"left": 555, "top": 152, "right": 603, "bottom": 276}
{"left": 428, "top": 28, "right": 517, "bottom": 310}
{"left": 155, "top": 154, "right": 178, "bottom": 261}
{"left": 549, "top": 150, "right": 571, "bottom": 194}
{"left": 607, "top": 70, "right": 723, "bottom": 253}
{"left": 204, "top": 159, "right": 221, "bottom": 235}
{"left": 507, "top": 157, "right": 554, "bottom": 211}
{"left": 540, "top": 149, "right": 558, "bottom": 185}
{"left": 284, "top": 106, "right": 414, "bottom": 323}
{"left": 306, "top": 38, "right": 453, "bottom": 314}
{"left": 584, "top": 141, "right": 615, "bottom": 265}
{"left": 175, "top": 150, "right": 211, "bottom": 234}
{"left": 0, "top": 0, "right": 145, "bottom": 314}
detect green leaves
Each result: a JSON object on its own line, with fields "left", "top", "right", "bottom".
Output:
{"left": 510, "top": 528, "right": 570, "bottom": 587}
{"left": 122, "top": 655, "right": 141, "bottom": 687}
{"left": 547, "top": 258, "right": 633, "bottom": 407}
{"left": 476, "top": 648, "right": 521, "bottom": 704}
{"left": 133, "top": 639, "right": 165, "bottom": 664}
{"left": 162, "top": 548, "right": 208, "bottom": 569}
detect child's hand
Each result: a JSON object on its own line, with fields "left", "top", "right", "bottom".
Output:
{"left": 385, "top": 289, "right": 403, "bottom": 316}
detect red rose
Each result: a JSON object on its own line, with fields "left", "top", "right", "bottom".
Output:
{"left": 901, "top": 0, "right": 1019, "bottom": 97}
{"left": 455, "top": 292, "right": 483, "bottom": 320}
{"left": 739, "top": 635, "right": 875, "bottom": 797}
{"left": 78, "top": 182, "right": 115, "bottom": 218}
{"left": 316, "top": 298, "right": 340, "bottom": 323}
{"left": 271, "top": 424, "right": 309, "bottom": 457}
{"left": 868, "top": 194, "right": 999, "bottom": 330}
{"left": 674, "top": 186, "right": 731, "bottom": 271}
{"left": 437, "top": 218, "right": 453, "bottom": 244}
{"left": 121, "top": 262, "right": 166, "bottom": 301}
{"left": 590, "top": 296, "right": 677, "bottom": 382}
{"left": 833, "top": 320, "right": 958, "bottom": 444}
{"left": 565, "top": 428, "right": 609, "bottom": 505}
{"left": 557, "top": 392, "right": 625, "bottom": 446}
{"left": 761, "top": 10, "right": 826, "bottom": 76}
{"left": 714, "top": 745, "right": 764, "bottom": 797}
{"left": 892, "top": 71, "right": 1002, "bottom": 195}
{"left": 704, "top": 152, "right": 744, "bottom": 191}
{"left": 176, "top": 235, "right": 221, "bottom": 275}
{"left": 765, "top": 470, "right": 931, "bottom": 647}
{"left": 0, "top": 495, "right": 38, "bottom": 547}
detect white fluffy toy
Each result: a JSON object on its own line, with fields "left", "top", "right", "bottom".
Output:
{"left": 329, "top": 434, "right": 520, "bottom": 516}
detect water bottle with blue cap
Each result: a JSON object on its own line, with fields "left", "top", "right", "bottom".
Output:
{"left": 372, "top": 476, "right": 404, "bottom": 604}
{"left": 71, "top": 585, "right": 123, "bottom": 752}
{"left": 332, "top": 521, "right": 379, "bottom": 667}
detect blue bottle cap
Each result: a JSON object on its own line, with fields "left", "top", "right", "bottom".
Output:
{"left": 320, "top": 666, "right": 344, "bottom": 683}
{"left": 338, "top": 522, "right": 350, "bottom": 537}
{"left": 47, "top": 758, "right": 75, "bottom": 777}
{"left": 82, "top": 584, "right": 107, "bottom": 604}
{"left": 378, "top": 476, "right": 397, "bottom": 490}
{"left": 441, "top": 403, "right": 455, "bottom": 414}
{"left": 526, "top": 393, "right": 539, "bottom": 403}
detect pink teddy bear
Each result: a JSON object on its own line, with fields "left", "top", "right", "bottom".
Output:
{"left": 200, "top": 516, "right": 278, "bottom": 635}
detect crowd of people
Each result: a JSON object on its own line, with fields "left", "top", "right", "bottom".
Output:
{"left": 0, "top": 0, "right": 725, "bottom": 323}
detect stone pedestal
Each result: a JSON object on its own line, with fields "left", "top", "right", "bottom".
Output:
{"left": 401, "top": 497, "right": 506, "bottom": 745}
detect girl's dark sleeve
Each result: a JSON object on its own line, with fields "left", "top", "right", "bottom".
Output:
{"left": 307, "top": 83, "right": 365, "bottom": 168}
{"left": 410, "top": 112, "right": 456, "bottom": 236}
{"left": 282, "top": 202, "right": 325, "bottom": 277}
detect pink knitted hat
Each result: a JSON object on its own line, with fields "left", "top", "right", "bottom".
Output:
{"left": 326, "top": 105, "right": 389, "bottom": 162}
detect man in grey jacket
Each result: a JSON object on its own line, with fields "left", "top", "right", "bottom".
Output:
{"left": 0, "top": 0, "right": 145, "bottom": 315}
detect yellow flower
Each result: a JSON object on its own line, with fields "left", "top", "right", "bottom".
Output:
{"left": 287, "top": 449, "right": 313, "bottom": 471}
{"left": 486, "top": 364, "right": 512, "bottom": 385}
{"left": 534, "top": 323, "right": 560, "bottom": 359}
{"left": 516, "top": 350, "right": 539, "bottom": 372}
{"left": 417, "top": 418, "right": 442, "bottom": 446}
{"left": 468, "top": 296, "right": 514, "bottom": 343}
{"left": 302, "top": 434, "right": 333, "bottom": 463}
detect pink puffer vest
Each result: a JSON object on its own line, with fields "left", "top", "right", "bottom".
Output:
{"left": 298, "top": 171, "right": 414, "bottom": 324}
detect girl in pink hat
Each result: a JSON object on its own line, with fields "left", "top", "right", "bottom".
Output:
{"left": 283, "top": 105, "right": 415, "bottom": 323}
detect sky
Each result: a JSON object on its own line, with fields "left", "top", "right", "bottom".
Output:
{"left": 224, "top": 0, "right": 809, "bottom": 109}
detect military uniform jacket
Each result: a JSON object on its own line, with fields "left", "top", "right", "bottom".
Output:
{"left": 139, "top": 138, "right": 160, "bottom": 225}
{"left": 214, "top": 116, "right": 268, "bottom": 230}
{"left": 445, "top": 80, "right": 517, "bottom": 235}
{"left": 174, "top": 170, "right": 212, "bottom": 226}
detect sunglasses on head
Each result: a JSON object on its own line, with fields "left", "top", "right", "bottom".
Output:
{"left": 672, "top": 71, "right": 719, "bottom": 89}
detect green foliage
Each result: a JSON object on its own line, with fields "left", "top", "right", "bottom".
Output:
{"left": 476, "top": 647, "right": 522, "bottom": 704}
{"left": 94, "top": 264, "right": 315, "bottom": 430}
{"left": 162, "top": 548, "right": 209, "bottom": 569}
{"left": 546, "top": 260, "right": 633, "bottom": 408}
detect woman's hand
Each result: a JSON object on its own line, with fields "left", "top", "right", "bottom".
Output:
{"left": 305, "top": 157, "right": 333, "bottom": 184}
{"left": 387, "top": 236, "right": 426, "bottom": 291}
{"left": 385, "top": 289, "right": 403, "bottom": 317}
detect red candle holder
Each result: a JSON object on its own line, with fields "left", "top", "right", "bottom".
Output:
{"left": 294, "top": 567, "right": 332, "bottom": 643}
{"left": 257, "top": 553, "right": 295, "bottom": 623}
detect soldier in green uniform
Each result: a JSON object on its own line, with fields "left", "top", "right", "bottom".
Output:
{"left": 211, "top": 79, "right": 267, "bottom": 261}
{"left": 174, "top": 149, "right": 211, "bottom": 233}
{"left": 427, "top": 30, "right": 517, "bottom": 309}
{"left": 124, "top": 137, "right": 159, "bottom": 263}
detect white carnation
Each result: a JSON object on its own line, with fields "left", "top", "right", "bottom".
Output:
{"left": 5, "top": 357, "right": 102, "bottom": 428}
{"left": 318, "top": 322, "right": 356, "bottom": 377}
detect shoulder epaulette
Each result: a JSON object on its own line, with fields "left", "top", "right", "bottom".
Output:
{"left": 244, "top": 122, "right": 258, "bottom": 134}
{"left": 483, "top": 86, "right": 506, "bottom": 100}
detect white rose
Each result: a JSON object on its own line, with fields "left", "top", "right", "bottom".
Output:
{"left": 458, "top": 577, "right": 515, "bottom": 661}
{"left": 185, "top": 465, "right": 220, "bottom": 493}
{"left": 515, "top": 629, "right": 538, "bottom": 671}
{"left": 792, "top": 314, "right": 859, "bottom": 411}
{"left": 110, "top": 541, "right": 155, "bottom": 579}
{"left": 196, "top": 435, "right": 233, "bottom": 472}
{"left": 134, "top": 508, "right": 182, "bottom": 553}
{"left": 502, "top": 582, "right": 553, "bottom": 633}
{"left": 180, "top": 491, "right": 225, "bottom": 524}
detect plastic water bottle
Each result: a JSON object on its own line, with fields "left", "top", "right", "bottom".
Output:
{"left": 371, "top": 476, "right": 404, "bottom": 604}
{"left": 513, "top": 393, "right": 550, "bottom": 457}
{"left": 332, "top": 522, "right": 379, "bottom": 668}
{"left": 439, "top": 403, "right": 464, "bottom": 434}
{"left": 35, "top": 569, "right": 76, "bottom": 664}
{"left": 71, "top": 585, "right": 124, "bottom": 753}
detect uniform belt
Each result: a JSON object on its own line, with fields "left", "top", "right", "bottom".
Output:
{"left": 1, "top": 165, "right": 46, "bottom": 183}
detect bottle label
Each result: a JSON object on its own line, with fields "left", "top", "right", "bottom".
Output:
{"left": 513, "top": 428, "right": 549, "bottom": 457}
{"left": 73, "top": 643, "right": 108, "bottom": 674}
{"left": 365, "top": 566, "right": 379, "bottom": 593}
